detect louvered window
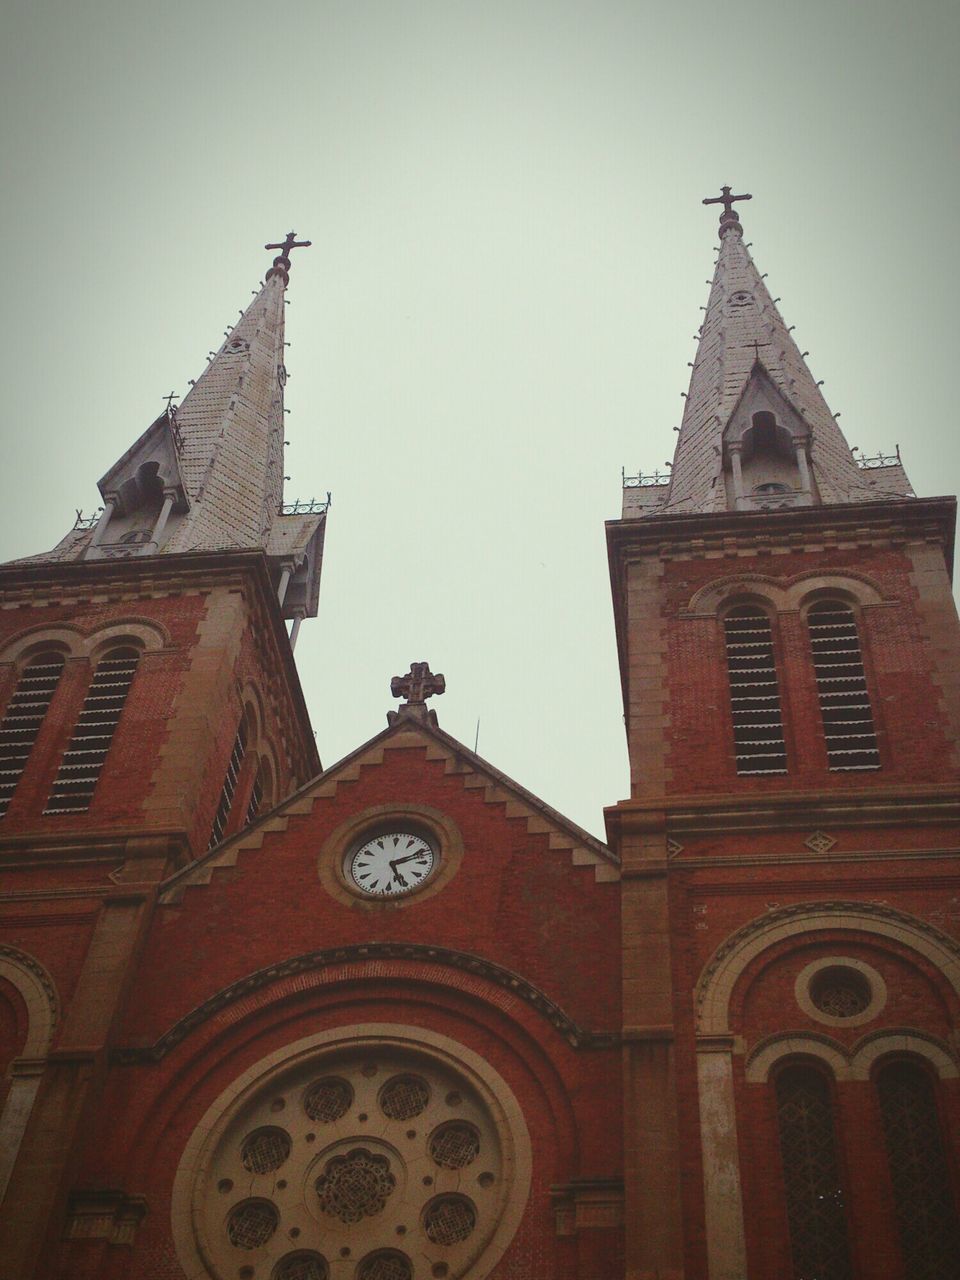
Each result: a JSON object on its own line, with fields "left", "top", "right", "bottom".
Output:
{"left": 877, "top": 1061, "right": 960, "bottom": 1279}
{"left": 0, "top": 652, "right": 65, "bottom": 817}
{"left": 807, "top": 602, "right": 880, "bottom": 771}
{"left": 45, "top": 647, "right": 139, "bottom": 814}
{"left": 208, "top": 720, "right": 247, "bottom": 849}
{"left": 245, "top": 761, "right": 265, "bottom": 827}
{"left": 776, "top": 1065, "right": 852, "bottom": 1280}
{"left": 723, "top": 607, "right": 788, "bottom": 775}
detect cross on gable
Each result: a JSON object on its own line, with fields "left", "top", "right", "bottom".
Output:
{"left": 391, "top": 662, "right": 446, "bottom": 706}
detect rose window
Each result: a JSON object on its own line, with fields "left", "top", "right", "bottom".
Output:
{"left": 379, "top": 1073, "right": 430, "bottom": 1120}
{"left": 242, "top": 1127, "right": 291, "bottom": 1174}
{"left": 186, "top": 1038, "right": 518, "bottom": 1280}
{"left": 226, "top": 1199, "right": 279, "bottom": 1249}
{"left": 356, "top": 1252, "right": 414, "bottom": 1280}
{"left": 429, "top": 1122, "right": 480, "bottom": 1169}
{"left": 273, "top": 1253, "right": 329, "bottom": 1280}
{"left": 315, "top": 1147, "right": 396, "bottom": 1222}
{"left": 303, "top": 1076, "right": 353, "bottom": 1123}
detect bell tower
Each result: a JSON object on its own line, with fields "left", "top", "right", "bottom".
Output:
{"left": 607, "top": 191, "right": 960, "bottom": 1278}
{"left": 0, "top": 237, "right": 328, "bottom": 1277}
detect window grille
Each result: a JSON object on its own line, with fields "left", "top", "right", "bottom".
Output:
{"left": 0, "top": 652, "right": 65, "bottom": 817}
{"left": 208, "top": 719, "right": 247, "bottom": 849}
{"left": 45, "top": 647, "right": 138, "bottom": 814}
{"left": 776, "top": 1065, "right": 852, "bottom": 1280}
{"left": 723, "top": 607, "right": 788, "bottom": 774}
{"left": 877, "top": 1062, "right": 960, "bottom": 1280}
{"left": 245, "top": 762, "right": 265, "bottom": 826}
{"left": 807, "top": 602, "right": 880, "bottom": 770}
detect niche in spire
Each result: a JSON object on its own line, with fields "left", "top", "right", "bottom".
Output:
{"left": 721, "top": 365, "right": 818, "bottom": 511}
{"left": 89, "top": 409, "right": 189, "bottom": 557}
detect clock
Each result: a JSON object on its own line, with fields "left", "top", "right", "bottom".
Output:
{"left": 348, "top": 831, "right": 436, "bottom": 897}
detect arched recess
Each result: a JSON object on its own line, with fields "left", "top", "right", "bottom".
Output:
{"left": 685, "top": 571, "right": 886, "bottom": 619}
{"left": 692, "top": 902, "right": 960, "bottom": 1280}
{"left": 0, "top": 946, "right": 59, "bottom": 1204}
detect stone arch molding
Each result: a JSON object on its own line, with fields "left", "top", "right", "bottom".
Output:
{"left": 685, "top": 570, "right": 886, "bottom": 619}
{"left": 696, "top": 900, "right": 960, "bottom": 1037}
{"left": 0, "top": 617, "right": 170, "bottom": 667}
{"left": 0, "top": 945, "right": 60, "bottom": 1203}
{"left": 745, "top": 1028, "right": 958, "bottom": 1083}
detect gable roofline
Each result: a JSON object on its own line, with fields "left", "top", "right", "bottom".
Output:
{"left": 160, "top": 715, "right": 617, "bottom": 902}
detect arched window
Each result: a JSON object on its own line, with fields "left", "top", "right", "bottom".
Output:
{"left": 775, "top": 1064, "right": 852, "bottom": 1280}
{"left": 45, "top": 647, "right": 139, "bottom": 814}
{"left": 208, "top": 719, "right": 248, "bottom": 849}
{"left": 0, "top": 652, "right": 65, "bottom": 817}
{"left": 807, "top": 601, "right": 879, "bottom": 770}
{"left": 723, "top": 606, "right": 788, "bottom": 774}
{"left": 876, "top": 1061, "right": 959, "bottom": 1277}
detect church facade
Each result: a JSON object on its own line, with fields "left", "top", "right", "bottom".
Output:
{"left": 0, "top": 197, "right": 957, "bottom": 1280}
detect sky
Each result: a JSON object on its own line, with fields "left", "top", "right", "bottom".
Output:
{"left": 1, "top": 0, "right": 957, "bottom": 837}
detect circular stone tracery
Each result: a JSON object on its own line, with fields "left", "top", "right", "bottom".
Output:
{"left": 188, "top": 1037, "right": 516, "bottom": 1280}
{"left": 809, "top": 965, "right": 871, "bottom": 1018}
{"left": 315, "top": 1147, "right": 396, "bottom": 1222}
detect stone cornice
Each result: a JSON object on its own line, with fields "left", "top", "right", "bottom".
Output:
{"left": 605, "top": 785, "right": 960, "bottom": 842}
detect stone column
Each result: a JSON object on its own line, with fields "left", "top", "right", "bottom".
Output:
{"left": 612, "top": 806, "right": 685, "bottom": 1278}
{"left": 792, "top": 436, "right": 811, "bottom": 494}
{"left": 696, "top": 1037, "right": 747, "bottom": 1280}
{"left": 86, "top": 497, "right": 116, "bottom": 550}
{"left": 728, "top": 443, "right": 745, "bottom": 510}
{"left": 149, "top": 489, "right": 177, "bottom": 547}
{"left": 277, "top": 565, "right": 292, "bottom": 606}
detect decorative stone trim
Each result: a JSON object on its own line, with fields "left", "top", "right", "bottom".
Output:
{"left": 696, "top": 901, "right": 960, "bottom": 1036}
{"left": 804, "top": 830, "right": 837, "bottom": 853}
{"left": 113, "top": 943, "right": 619, "bottom": 1063}
{"left": 0, "top": 944, "right": 59, "bottom": 1050}
{"left": 685, "top": 569, "right": 886, "bottom": 618}
{"left": 745, "top": 1028, "right": 958, "bottom": 1083}
{"left": 63, "top": 1189, "right": 147, "bottom": 1244}
{"left": 794, "top": 955, "right": 887, "bottom": 1028}
{"left": 160, "top": 722, "right": 618, "bottom": 902}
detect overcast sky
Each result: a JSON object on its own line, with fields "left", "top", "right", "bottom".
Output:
{"left": 1, "top": 1, "right": 957, "bottom": 837}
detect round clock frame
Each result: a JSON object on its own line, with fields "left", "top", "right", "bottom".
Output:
{"left": 346, "top": 828, "right": 437, "bottom": 898}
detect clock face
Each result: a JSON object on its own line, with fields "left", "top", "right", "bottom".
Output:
{"left": 349, "top": 831, "right": 436, "bottom": 897}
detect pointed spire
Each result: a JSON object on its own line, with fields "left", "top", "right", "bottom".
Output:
{"left": 660, "top": 189, "right": 901, "bottom": 516}
{"left": 23, "top": 238, "right": 328, "bottom": 621}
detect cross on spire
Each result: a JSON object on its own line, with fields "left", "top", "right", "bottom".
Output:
{"left": 264, "top": 231, "right": 312, "bottom": 283}
{"left": 265, "top": 231, "right": 312, "bottom": 259}
{"left": 703, "top": 185, "right": 752, "bottom": 238}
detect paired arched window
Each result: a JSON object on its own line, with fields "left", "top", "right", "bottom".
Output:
{"left": 775, "top": 1064, "right": 852, "bottom": 1279}
{"left": 774, "top": 1057, "right": 959, "bottom": 1279}
{"left": 723, "top": 606, "right": 788, "bottom": 775}
{"left": 876, "top": 1061, "right": 959, "bottom": 1277}
{"left": 806, "top": 601, "right": 879, "bottom": 771}
{"left": 0, "top": 652, "right": 66, "bottom": 817}
{"left": 45, "top": 646, "right": 139, "bottom": 814}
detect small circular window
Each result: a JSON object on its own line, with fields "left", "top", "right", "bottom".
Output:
{"left": 809, "top": 965, "right": 871, "bottom": 1018}
{"left": 795, "top": 956, "right": 886, "bottom": 1027}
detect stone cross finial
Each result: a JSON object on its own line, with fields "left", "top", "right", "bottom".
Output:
{"left": 703, "top": 186, "right": 752, "bottom": 237}
{"left": 388, "top": 662, "right": 445, "bottom": 727}
{"left": 265, "top": 231, "right": 312, "bottom": 282}
{"left": 391, "top": 662, "right": 445, "bottom": 705}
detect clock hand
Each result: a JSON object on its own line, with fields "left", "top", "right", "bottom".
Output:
{"left": 390, "top": 852, "right": 427, "bottom": 868}
{"left": 392, "top": 868, "right": 409, "bottom": 888}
